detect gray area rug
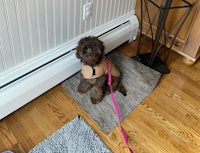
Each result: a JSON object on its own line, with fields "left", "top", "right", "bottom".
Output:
{"left": 62, "top": 51, "right": 161, "bottom": 134}
{"left": 29, "top": 116, "right": 111, "bottom": 153}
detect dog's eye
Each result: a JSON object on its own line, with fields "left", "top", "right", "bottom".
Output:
{"left": 82, "top": 46, "right": 87, "bottom": 49}
{"left": 82, "top": 46, "right": 87, "bottom": 52}
{"left": 82, "top": 47, "right": 87, "bottom": 54}
{"left": 92, "top": 44, "right": 97, "bottom": 48}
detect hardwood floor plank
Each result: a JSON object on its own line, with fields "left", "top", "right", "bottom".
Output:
{"left": 123, "top": 111, "right": 180, "bottom": 153}
{"left": 138, "top": 103, "right": 200, "bottom": 153}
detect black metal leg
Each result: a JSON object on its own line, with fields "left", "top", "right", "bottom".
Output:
{"left": 132, "top": 0, "right": 196, "bottom": 74}
{"left": 148, "top": 0, "right": 172, "bottom": 66}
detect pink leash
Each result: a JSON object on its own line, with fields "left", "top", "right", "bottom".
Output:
{"left": 106, "top": 57, "right": 134, "bottom": 153}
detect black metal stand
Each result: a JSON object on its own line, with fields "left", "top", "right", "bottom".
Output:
{"left": 133, "top": 0, "right": 196, "bottom": 74}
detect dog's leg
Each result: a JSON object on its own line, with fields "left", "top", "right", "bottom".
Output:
{"left": 90, "top": 75, "right": 107, "bottom": 104}
{"left": 110, "top": 76, "right": 120, "bottom": 91}
{"left": 90, "top": 87, "right": 103, "bottom": 104}
{"left": 77, "top": 74, "right": 92, "bottom": 94}
{"left": 111, "top": 76, "right": 127, "bottom": 96}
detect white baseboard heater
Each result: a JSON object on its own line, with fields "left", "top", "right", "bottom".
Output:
{"left": 0, "top": 13, "right": 138, "bottom": 119}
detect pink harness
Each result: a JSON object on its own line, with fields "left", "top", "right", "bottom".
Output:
{"left": 106, "top": 58, "right": 134, "bottom": 153}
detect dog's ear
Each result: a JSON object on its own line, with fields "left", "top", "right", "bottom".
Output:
{"left": 76, "top": 45, "right": 81, "bottom": 59}
{"left": 76, "top": 37, "right": 86, "bottom": 59}
{"left": 97, "top": 39, "right": 105, "bottom": 54}
{"left": 91, "top": 37, "right": 105, "bottom": 54}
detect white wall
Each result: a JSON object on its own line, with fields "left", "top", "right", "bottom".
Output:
{"left": 0, "top": 0, "right": 138, "bottom": 119}
{"left": 0, "top": 0, "right": 136, "bottom": 76}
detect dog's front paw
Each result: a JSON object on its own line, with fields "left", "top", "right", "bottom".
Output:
{"left": 77, "top": 84, "right": 89, "bottom": 94}
{"left": 90, "top": 87, "right": 103, "bottom": 104}
{"left": 91, "top": 96, "right": 103, "bottom": 104}
{"left": 77, "top": 86, "right": 86, "bottom": 94}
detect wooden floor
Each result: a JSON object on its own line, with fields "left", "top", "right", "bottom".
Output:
{"left": 0, "top": 39, "right": 200, "bottom": 153}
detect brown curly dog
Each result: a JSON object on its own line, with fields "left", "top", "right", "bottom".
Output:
{"left": 76, "top": 36, "right": 126, "bottom": 104}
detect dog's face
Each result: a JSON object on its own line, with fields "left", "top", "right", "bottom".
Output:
{"left": 76, "top": 36, "right": 104, "bottom": 67}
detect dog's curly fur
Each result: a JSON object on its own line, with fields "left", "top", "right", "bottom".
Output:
{"left": 76, "top": 36, "right": 126, "bottom": 104}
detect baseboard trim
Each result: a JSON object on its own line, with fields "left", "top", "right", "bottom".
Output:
{"left": 0, "top": 52, "right": 81, "bottom": 119}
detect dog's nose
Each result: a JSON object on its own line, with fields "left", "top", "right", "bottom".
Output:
{"left": 87, "top": 48, "right": 92, "bottom": 53}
